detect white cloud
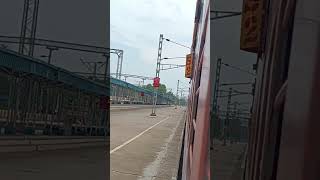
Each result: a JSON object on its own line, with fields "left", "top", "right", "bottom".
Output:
{"left": 110, "top": 0, "right": 196, "bottom": 91}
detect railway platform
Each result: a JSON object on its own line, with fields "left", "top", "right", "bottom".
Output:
{"left": 110, "top": 107, "right": 185, "bottom": 180}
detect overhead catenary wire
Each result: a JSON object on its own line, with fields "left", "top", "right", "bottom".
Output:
{"left": 164, "top": 38, "right": 191, "bottom": 50}
{"left": 222, "top": 63, "right": 256, "bottom": 76}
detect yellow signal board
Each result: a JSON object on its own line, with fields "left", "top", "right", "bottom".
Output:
{"left": 240, "top": 0, "right": 264, "bottom": 53}
{"left": 185, "top": 54, "right": 192, "bottom": 78}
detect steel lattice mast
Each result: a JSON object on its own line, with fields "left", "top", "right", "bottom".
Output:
{"left": 19, "top": 0, "right": 40, "bottom": 56}
{"left": 150, "top": 34, "right": 163, "bottom": 116}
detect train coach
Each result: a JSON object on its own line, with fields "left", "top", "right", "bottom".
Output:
{"left": 178, "top": 0, "right": 211, "bottom": 179}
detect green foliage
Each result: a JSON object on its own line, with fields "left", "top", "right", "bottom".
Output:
{"left": 142, "top": 84, "right": 154, "bottom": 92}
{"left": 142, "top": 83, "right": 166, "bottom": 94}
{"left": 158, "top": 84, "right": 167, "bottom": 94}
{"left": 142, "top": 83, "right": 183, "bottom": 104}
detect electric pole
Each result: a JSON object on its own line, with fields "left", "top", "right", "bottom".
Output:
{"left": 231, "top": 102, "right": 238, "bottom": 144}
{"left": 115, "top": 50, "right": 124, "bottom": 79}
{"left": 103, "top": 54, "right": 109, "bottom": 82}
{"left": 19, "top": 0, "right": 40, "bottom": 56}
{"left": 180, "top": 89, "right": 183, "bottom": 106}
{"left": 175, "top": 80, "right": 180, "bottom": 109}
{"left": 150, "top": 34, "right": 163, "bottom": 116}
{"left": 46, "top": 46, "right": 59, "bottom": 64}
{"left": 224, "top": 87, "right": 232, "bottom": 146}
{"left": 212, "top": 58, "right": 222, "bottom": 146}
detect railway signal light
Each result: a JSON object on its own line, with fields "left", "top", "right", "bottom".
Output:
{"left": 153, "top": 77, "right": 160, "bottom": 88}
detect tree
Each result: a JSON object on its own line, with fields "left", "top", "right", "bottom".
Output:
{"left": 158, "top": 84, "right": 167, "bottom": 94}
{"left": 166, "top": 91, "right": 174, "bottom": 97}
{"left": 142, "top": 84, "right": 153, "bottom": 92}
{"left": 142, "top": 83, "right": 167, "bottom": 94}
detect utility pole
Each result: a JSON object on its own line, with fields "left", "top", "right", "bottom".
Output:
{"left": 103, "top": 54, "right": 109, "bottom": 82}
{"left": 46, "top": 46, "right": 59, "bottom": 64}
{"left": 115, "top": 50, "right": 124, "bottom": 79}
{"left": 213, "top": 58, "right": 222, "bottom": 110}
{"left": 150, "top": 34, "right": 163, "bottom": 116}
{"left": 217, "top": 105, "right": 220, "bottom": 137}
{"left": 231, "top": 102, "right": 238, "bottom": 144}
{"left": 19, "top": 0, "right": 40, "bottom": 56}
{"left": 237, "top": 108, "right": 241, "bottom": 142}
{"left": 175, "top": 80, "right": 180, "bottom": 109}
{"left": 212, "top": 58, "right": 222, "bottom": 145}
{"left": 223, "top": 87, "right": 232, "bottom": 146}
{"left": 180, "top": 90, "right": 183, "bottom": 106}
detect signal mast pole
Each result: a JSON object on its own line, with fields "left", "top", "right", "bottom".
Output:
{"left": 175, "top": 80, "right": 180, "bottom": 109}
{"left": 150, "top": 34, "right": 163, "bottom": 116}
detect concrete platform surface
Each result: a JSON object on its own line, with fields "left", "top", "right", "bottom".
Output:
{"left": 211, "top": 140, "right": 247, "bottom": 180}
{"left": 111, "top": 107, "right": 186, "bottom": 180}
{"left": 0, "top": 146, "right": 109, "bottom": 180}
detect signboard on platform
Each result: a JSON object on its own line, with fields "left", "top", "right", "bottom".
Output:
{"left": 185, "top": 54, "right": 193, "bottom": 78}
{"left": 240, "top": 0, "right": 264, "bottom": 53}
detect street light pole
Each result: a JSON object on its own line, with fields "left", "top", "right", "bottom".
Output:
{"left": 150, "top": 34, "right": 163, "bottom": 116}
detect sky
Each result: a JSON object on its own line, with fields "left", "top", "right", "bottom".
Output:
{"left": 0, "top": 0, "right": 256, "bottom": 110}
{"left": 110, "top": 0, "right": 196, "bottom": 97}
{"left": 0, "top": 0, "right": 108, "bottom": 74}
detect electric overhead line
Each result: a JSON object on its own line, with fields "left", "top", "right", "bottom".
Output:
{"left": 220, "top": 82, "right": 253, "bottom": 86}
{"left": 222, "top": 63, "right": 256, "bottom": 76}
{"left": 218, "top": 89, "right": 251, "bottom": 94}
{"left": 164, "top": 38, "right": 191, "bottom": 49}
{"left": 161, "top": 57, "right": 186, "bottom": 60}
{"left": 218, "top": 93, "right": 252, "bottom": 98}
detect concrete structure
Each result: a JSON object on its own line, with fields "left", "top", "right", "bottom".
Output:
{"left": 0, "top": 48, "right": 108, "bottom": 136}
{"left": 0, "top": 147, "right": 108, "bottom": 180}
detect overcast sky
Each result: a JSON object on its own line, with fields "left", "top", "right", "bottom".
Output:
{"left": 0, "top": 0, "right": 108, "bottom": 73}
{"left": 0, "top": 0, "right": 256, "bottom": 109}
{"left": 110, "top": 0, "right": 196, "bottom": 96}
